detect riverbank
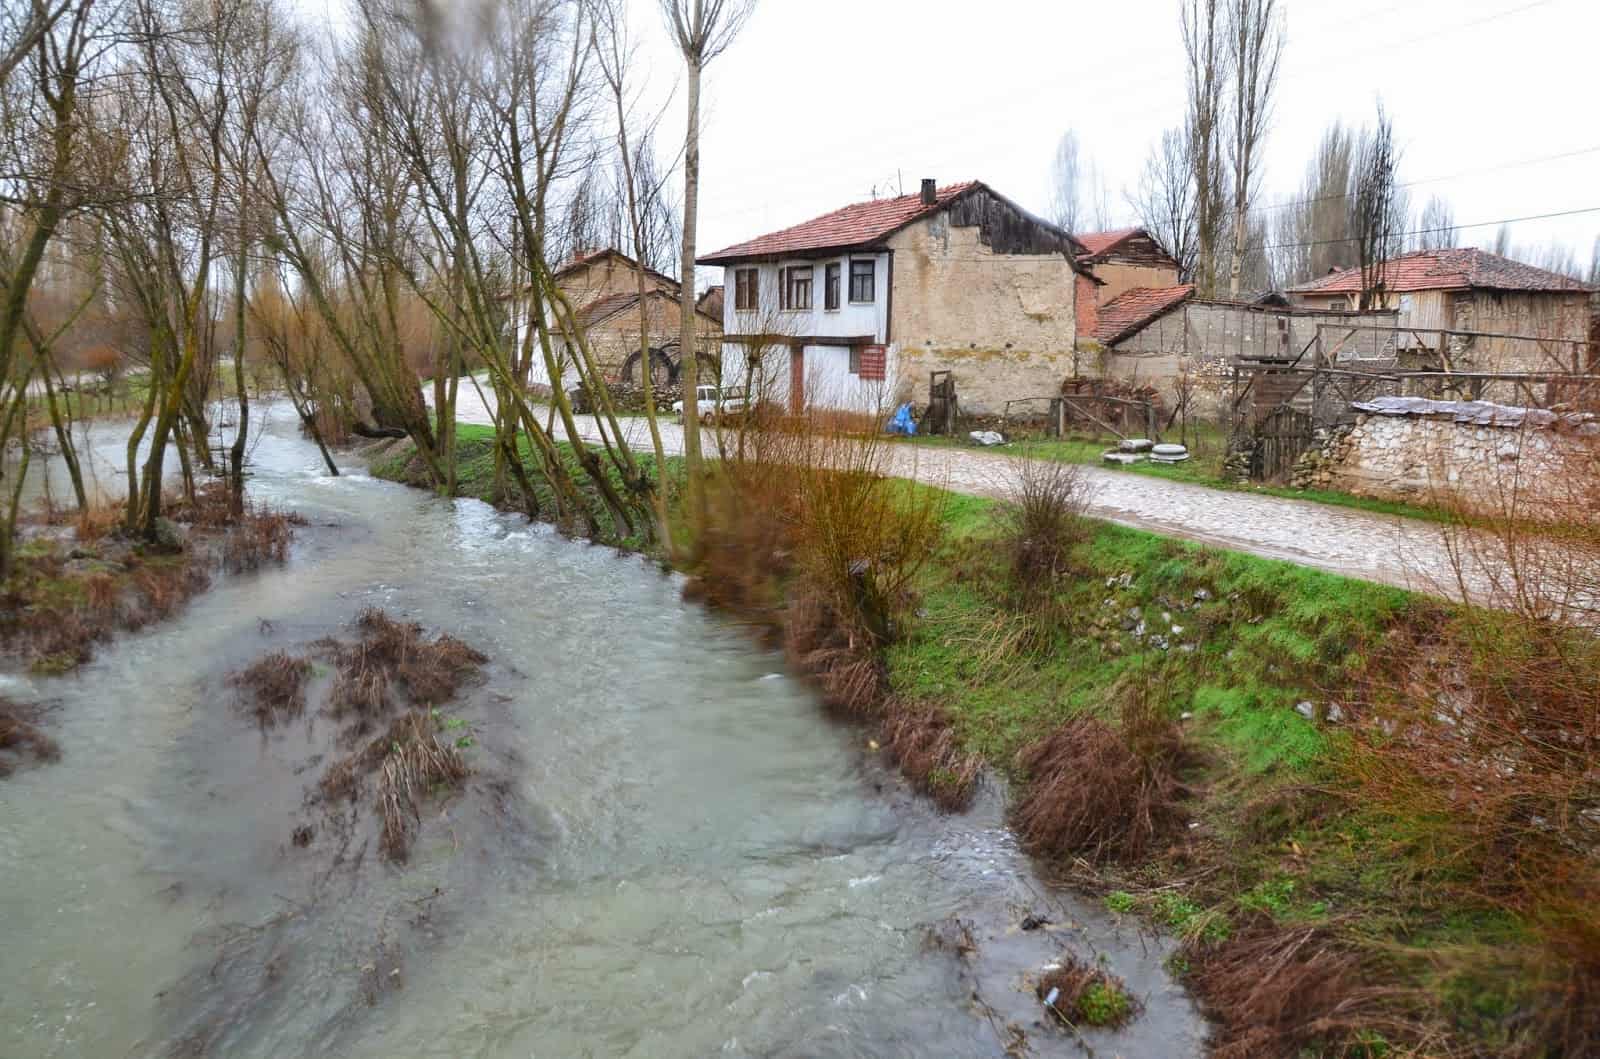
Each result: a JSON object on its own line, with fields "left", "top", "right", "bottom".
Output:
{"left": 2, "top": 486, "right": 298, "bottom": 674}
{"left": 372, "top": 425, "right": 1595, "bottom": 1056}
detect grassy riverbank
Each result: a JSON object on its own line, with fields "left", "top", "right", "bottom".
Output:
{"left": 375, "top": 425, "right": 1593, "bottom": 1057}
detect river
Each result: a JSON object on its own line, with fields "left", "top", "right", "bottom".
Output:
{"left": 1, "top": 407, "right": 1205, "bottom": 1057}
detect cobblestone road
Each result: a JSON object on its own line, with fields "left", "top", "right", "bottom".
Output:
{"left": 447, "top": 387, "right": 1489, "bottom": 599}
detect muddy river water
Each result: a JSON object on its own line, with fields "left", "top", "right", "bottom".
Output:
{"left": 2, "top": 409, "right": 1205, "bottom": 1057}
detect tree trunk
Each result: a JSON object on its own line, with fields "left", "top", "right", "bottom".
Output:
{"left": 228, "top": 186, "right": 250, "bottom": 517}
{"left": 677, "top": 56, "right": 705, "bottom": 531}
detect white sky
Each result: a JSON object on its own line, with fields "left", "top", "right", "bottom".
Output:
{"left": 665, "top": 0, "right": 1600, "bottom": 265}
{"left": 295, "top": 0, "right": 1600, "bottom": 271}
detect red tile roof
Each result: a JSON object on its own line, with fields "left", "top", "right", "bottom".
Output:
{"left": 1290, "top": 248, "right": 1594, "bottom": 296}
{"left": 1075, "top": 228, "right": 1141, "bottom": 256}
{"left": 1093, "top": 285, "right": 1195, "bottom": 344}
{"left": 698, "top": 182, "right": 981, "bottom": 264}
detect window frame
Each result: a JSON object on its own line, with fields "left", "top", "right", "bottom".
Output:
{"left": 734, "top": 268, "right": 759, "bottom": 312}
{"left": 824, "top": 262, "right": 841, "bottom": 311}
{"left": 781, "top": 264, "right": 814, "bottom": 311}
{"left": 848, "top": 258, "right": 876, "bottom": 304}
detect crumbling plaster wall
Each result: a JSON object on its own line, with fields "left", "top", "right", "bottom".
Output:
{"left": 890, "top": 216, "right": 1078, "bottom": 414}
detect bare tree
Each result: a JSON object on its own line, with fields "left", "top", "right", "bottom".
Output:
{"left": 1128, "top": 127, "right": 1197, "bottom": 282}
{"left": 658, "top": 0, "right": 756, "bottom": 530}
{"left": 1415, "top": 194, "right": 1458, "bottom": 251}
{"left": 0, "top": 1, "right": 101, "bottom": 571}
{"left": 1223, "top": 0, "right": 1282, "bottom": 297}
{"left": 1181, "top": 0, "right": 1227, "bottom": 296}
{"left": 1352, "top": 103, "right": 1401, "bottom": 311}
{"left": 1047, "top": 129, "right": 1083, "bottom": 233}
{"left": 593, "top": 0, "right": 676, "bottom": 546}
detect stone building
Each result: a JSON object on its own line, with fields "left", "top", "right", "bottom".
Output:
{"left": 523, "top": 248, "right": 722, "bottom": 391}
{"left": 1288, "top": 248, "right": 1594, "bottom": 375}
{"left": 698, "top": 180, "right": 1089, "bottom": 415}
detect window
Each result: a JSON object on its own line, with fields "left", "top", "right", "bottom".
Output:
{"left": 734, "top": 268, "right": 759, "bottom": 312}
{"left": 824, "top": 263, "right": 841, "bottom": 311}
{"left": 849, "top": 259, "right": 875, "bottom": 303}
{"left": 1327, "top": 297, "right": 1348, "bottom": 312}
{"left": 781, "top": 265, "right": 813, "bottom": 311}
{"left": 848, "top": 347, "right": 861, "bottom": 373}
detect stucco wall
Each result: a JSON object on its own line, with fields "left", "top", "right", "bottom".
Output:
{"left": 1293, "top": 411, "right": 1586, "bottom": 511}
{"left": 889, "top": 216, "right": 1078, "bottom": 414}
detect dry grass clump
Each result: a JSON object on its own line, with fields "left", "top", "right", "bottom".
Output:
{"left": 877, "top": 702, "right": 980, "bottom": 812}
{"left": 228, "top": 651, "right": 313, "bottom": 726}
{"left": 997, "top": 451, "right": 1092, "bottom": 587}
{"left": 1012, "top": 678, "right": 1190, "bottom": 864}
{"left": 324, "top": 610, "right": 487, "bottom": 720}
{"left": 0, "top": 697, "right": 61, "bottom": 776}
{"left": 221, "top": 508, "right": 295, "bottom": 573}
{"left": 376, "top": 711, "right": 469, "bottom": 862}
{"left": 1036, "top": 956, "right": 1141, "bottom": 1030}
{"left": 298, "top": 611, "right": 487, "bottom": 860}
{"left": 1188, "top": 922, "right": 1404, "bottom": 1059}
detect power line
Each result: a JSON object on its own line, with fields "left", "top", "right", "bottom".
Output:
{"left": 1248, "top": 205, "right": 1600, "bottom": 252}
{"left": 1253, "top": 144, "right": 1600, "bottom": 216}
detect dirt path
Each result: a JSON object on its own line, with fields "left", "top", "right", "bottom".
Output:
{"left": 446, "top": 387, "right": 1486, "bottom": 598}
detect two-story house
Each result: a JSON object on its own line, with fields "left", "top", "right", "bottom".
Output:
{"left": 698, "top": 180, "right": 1088, "bottom": 415}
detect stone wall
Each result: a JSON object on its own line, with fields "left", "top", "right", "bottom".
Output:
{"left": 1291, "top": 405, "right": 1591, "bottom": 511}
{"left": 890, "top": 215, "right": 1079, "bottom": 415}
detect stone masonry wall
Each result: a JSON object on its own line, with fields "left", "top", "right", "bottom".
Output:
{"left": 1292, "top": 411, "right": 1579, "bottom": 511}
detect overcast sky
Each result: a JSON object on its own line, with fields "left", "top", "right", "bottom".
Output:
{"left": 634, "top": 0, "right": 1600, "bottom": 267}
{"left": 295, "top": 0, "right": 1600, "bottom": 272}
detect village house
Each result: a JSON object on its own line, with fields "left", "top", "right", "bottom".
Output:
{"left": 523, "top": 248, "right": 722, "bottom": 391}
{"left": 698, "top": 180, "right": 1089, "bottom": 415}
{"left": 1288, "top": 248, "right": 1595, "bottom": 375}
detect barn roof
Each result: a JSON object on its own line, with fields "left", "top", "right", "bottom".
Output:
{"left": 1094, "top": 284, "right": 1195, "bottom": 344}
{"left": 1290, "top": 248, "right": 1594, "bottom": 296}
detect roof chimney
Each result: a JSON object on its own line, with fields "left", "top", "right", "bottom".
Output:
{"left": 920, "top": 178, "right": 937, "bottom": 206}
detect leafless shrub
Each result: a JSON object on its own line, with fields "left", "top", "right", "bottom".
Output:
{"left": 1012, "top": 677, "right": 1190, "bottom": 864}
{"left": 996, "top": 450, "right": 1092, "bottom": 588}
{"left": 1189, "top": 921, "right": 1408, "bottom": 1059}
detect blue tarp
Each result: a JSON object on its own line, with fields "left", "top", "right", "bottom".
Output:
{"left": 885, "top": 402, "right": 917, "bottom": 436}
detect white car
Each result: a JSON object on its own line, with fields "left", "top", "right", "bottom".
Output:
{"left": 673, "top": 385, "right": 748, "bottom": 423}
